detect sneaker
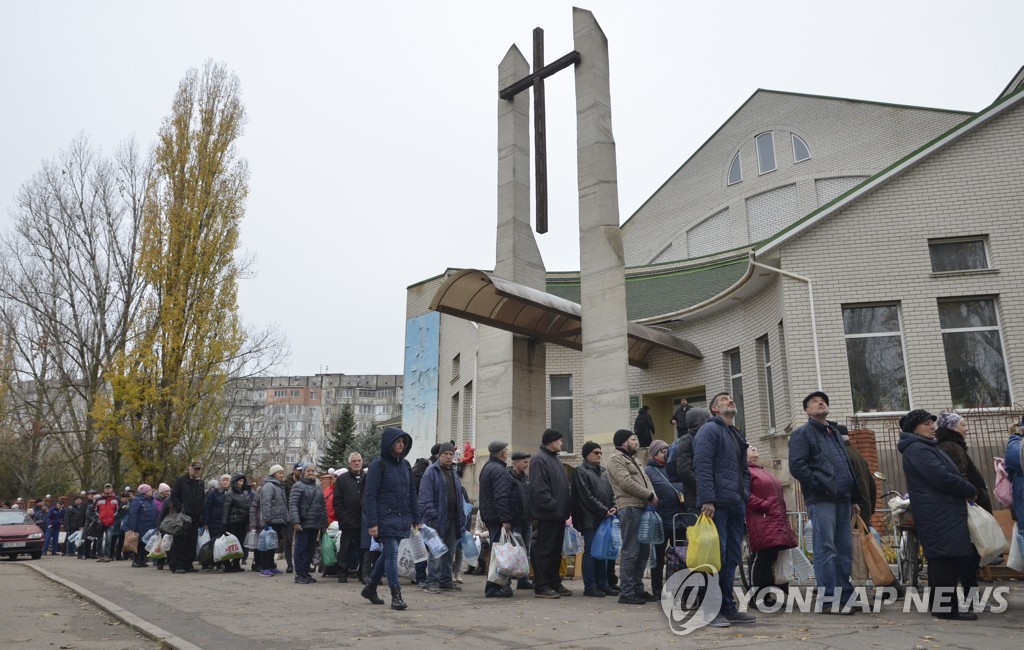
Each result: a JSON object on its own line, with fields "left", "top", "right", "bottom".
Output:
{"left": 294, "top": 576, "right": 311, "bottom": 584}
{"left": 486, "top": 587, "right": 514, "bottom": 598}
{"left": 555, "top": 585, "right": 573, "bottom": 597}
{"left": 600, "top": 585, "right": 620, "bottom": 596}
{"left": 617, "top": 594, "right": 645, "bottom": 605}
{"left": 708, "top": 615, "right": 731, "bottom": 628}
{"left": 270, "top": 568, "right": 283, "bottom": 575}
{"left": 260, "top": 569, "right": 274, "bottom": 576}
{"left": 425, "top": 583, "right": 441, "bottom": 594}
{"left": 439, "top": 583, "right": 461, "bottom": 591}
{"left": 583, "top": 588, "right": 606, "bottom": 597}
{"left": 724, "top": 611, "right": 757, "bottom": 624}
{"left": 535, "top": 588, "right": 561, "bottom": 599}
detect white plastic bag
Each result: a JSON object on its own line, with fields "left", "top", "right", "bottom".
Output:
{"left": 161, "top": 534, "right": 174, "bottom": 552}
{"left": 1007, "top": 523, "right": 1024, "bottom": 573}
{"left": 196, "top": 528, "right": 211, "bottom": 555}
{"left": 420, "top": 524, "right": 448, "bottom": 558}
{"left": 214, "top": 533, "right": 244, "bottom": 562}
{"left": 397, "top": 539, "right": 417, "bottom": 580}
{"left": 967, "top": 502, "right": 1009, "bottom": 565}
{"left": 773, "top": 547, "right": 795, "bottom": 584}
{"left": 492, "top": 530, "right": 530, "bottom": 579}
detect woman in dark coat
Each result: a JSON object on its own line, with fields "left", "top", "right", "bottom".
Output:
{"left": 746, "top": 445, "right": 797, "bottom": 604}
{"left": 644, "top": 440, "right": 685, "bottom": 597}
{"left": 935, "top": 411, "right": 992, "bottom": 513}
{"left": 222, "top": 473, "right": 251, "bottom": 573}
{"left": 126, "top": 484, "right": 159, "bottom": 568}
{"left": 361, "top": 427, "right": 420, "bottom": 611}
{"left": 897, "top": 409, "right": 978, "bottom": 620}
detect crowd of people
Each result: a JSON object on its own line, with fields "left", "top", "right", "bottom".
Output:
{"left": 4, "top": 391, "right": 1023, "bottom": 624}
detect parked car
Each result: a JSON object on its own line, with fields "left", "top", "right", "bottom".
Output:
{"left": 0, "top": 509, "right": 44, "bottom": 560}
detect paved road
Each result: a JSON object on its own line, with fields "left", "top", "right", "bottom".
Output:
{"left": 24, "top": 555, "right": 1024, "bottom": 649}
{"left": 0, "top": 559, "right": 158, "bottom": 649}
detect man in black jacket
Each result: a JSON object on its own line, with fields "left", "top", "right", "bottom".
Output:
{"left": 63, "top": 495, "right": 84, "bottom": 556}
{"left": 509, "top": 451, "right": 533, "bottom": 590}
{"left": 634, "top": 406, "right": 655, "bottom": 449}
{"left": 571, "top": 441, "right": 618, "bottom": 597}
{"left": 478, "top": 440, "right": 520, "bottom": 598}
{"left": 333, "top": 452, "right": 366, "bottom": 583}
{"left": 529, "top": 429, "right": 571, "bottom": 599}
{"left": 670, "top": 399, "right": 692, "bottom": 438}
{"left": 168, "top": 460, "right": 205, "bottom": 574}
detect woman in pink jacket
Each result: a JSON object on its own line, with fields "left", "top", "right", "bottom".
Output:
{"left": 746, "top": 446, "right": 798, "bottom": 605}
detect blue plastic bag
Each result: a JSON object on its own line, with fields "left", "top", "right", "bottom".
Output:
{"left": 591, "top": 516, "right": 620, "bottom": 560}
{"left": 460, "top": 529, "right": 479, "bottom": 561}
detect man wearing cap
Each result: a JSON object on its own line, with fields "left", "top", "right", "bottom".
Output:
{"left": 94, "top": 484, "right": 119, "bottom": 562}
{"left": 573, "top": 441, "right": 618, "bottom": 598}
{"left": 608, "top": 429, "right": 656, "bottom": 604}
{"left": 479, "top": 440, "right": 520, "bottom": 597}
{"left": 789, "top": 391, "right": 865, "bottom": 614}
{"left": 695, "top": 392, "right": 756, "bottom": 626}
{"left": 418, "top": 442, "right": 467, "bottom": 593}
{"left": 168, "top": 460, "right": 206, "bottom": 573}
{"left": 282, "top": 462, "right": 303, "bottom": 573}
{"left": 411, "top": 443, "right": 440, "bottom": 587}
{"left": 528, "top": 429, "right": 572, "bottom": 599}
{"left": 333, "top": 453, "right": 366, "bottom": 583}
{"left": 509, "top": 450, "right": 534, "bottom": 591}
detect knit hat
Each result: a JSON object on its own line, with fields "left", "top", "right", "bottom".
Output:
{"left": 581, "top": 441, "right": 601, "bottom": 458}
{"left": 802, "top": 391, "right": 829, "bottom": 410}
{"left": 487, "top": 440, "right": 509, "bottom": 455}
{"left": 137, "top": 484, "right": 152, "bottom": 496}
{"left": 899, "top": 409, "right": 936, "bottom": 433}
{"left": 430, "top": 443, "right": 441, "bottom": 456}
{"left": 207, "top": 479, "right": 219, "bottom": 491}
{"left": 649, "top": 439, "right": 669, "bottom": 459}
{"left": 541, "top": 429, "right": 563, "bottom": 445}
{"left": 438, "top": 442, "right": 456, "bottom": 455}
{"left": 269, "top": 464, "right": 285, "bottom": 475}
{"left": 510, "top": 450, "right": 531, "bottom": 461}
{"left": 613, "top": 429, "right": 634, "bottom": 447}
{"left": 158, "top": 483, "right": 170, "bottom": 494}
{"left": 936, "top": 411, "right": 963, "bottom": 431}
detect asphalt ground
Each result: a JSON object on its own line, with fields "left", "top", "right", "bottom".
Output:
{"left": 17, "top": 554, "right": 1024, "bottom": 650}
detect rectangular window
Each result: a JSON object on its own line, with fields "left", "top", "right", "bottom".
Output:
{"left": 357, "top": 404, "right": 374, "bottom": 415}
{"left": 357, "top": 389, "right": 376, "bottom": 398}
{"left": 452, "top": 353, "right": 461, "bottom": 381}
{"left": 451, "top": 393, "right": 460, "bottom": 441}
{"left": 938, "top": 298, "right": 1011, "bottom": 408}
{"left": 339, "top": 389, "right": 353, "bottom": 398}
{"left": 550, "top": 375, "right": 573, "bottom": 453}
{"left": 309, "top": 391, "right": 317, "bottom": 400}
{"left": 760, "top": 337, "right": 777, "bottom": 430}
{"left": 727, "top": 350, "right": 745, "bottom": 431}
{"left": 273, "top": 389, "right": 286, "bottom": 398}
{"left": 756, "top": 132, "right": 776, "bottom": 174}
{"left": 843, "top": 304, "right": 910, "bottom": 413}
{"left": 290, "top": 389, "right": 300, "bottom": 398}
{"left": 928, "top": 238, "right": 988, "bottom": 272}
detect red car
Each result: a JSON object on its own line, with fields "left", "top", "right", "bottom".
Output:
{"left": 0, "top": 509, "right": 44, "bottom": 560}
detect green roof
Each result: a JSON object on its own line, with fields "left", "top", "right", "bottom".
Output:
{"left": 546, "top": 258, "right": 749, "bottom": 321}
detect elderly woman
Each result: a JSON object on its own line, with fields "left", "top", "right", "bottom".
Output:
{"left": 645, "top": 439, "right": 684, "bottom": 598}
{"left": 746, "top": 445, "right": 797, "bottom": 605}
{"left": 897, "top": 409, "right": 978, "bottom": 621}
{"left": 222, "top": 474, "right": 252, "bottom": 573}
{"left": 936, "top": 412, "right": 992, "bottom": 513}
{"left": 126, "top": 485, "right": 159, "bottom": 568}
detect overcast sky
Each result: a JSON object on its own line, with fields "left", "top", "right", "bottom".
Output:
{"left": 2, "top": 1, "right": 1022, "bottom": 376}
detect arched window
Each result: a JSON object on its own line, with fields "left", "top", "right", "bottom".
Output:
{"left": 728, "top": 152, "right": 742, "bottom": 185}
{"left": 756, "top": 132, "right": 776, "bottom": 174}
{"left": 792, "top": 134, "right": 811, "bottom": 163}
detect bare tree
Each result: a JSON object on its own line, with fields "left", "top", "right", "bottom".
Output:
{"left": 0, "top": 135, "right": 150, "bottom": 493}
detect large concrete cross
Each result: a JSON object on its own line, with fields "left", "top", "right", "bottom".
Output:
{"left": 497, "top": 28, "right": 579, "bottom": 234}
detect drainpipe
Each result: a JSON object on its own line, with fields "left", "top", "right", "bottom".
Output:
{"left": 748, "top": 254, "right": 823, "bottom": 392}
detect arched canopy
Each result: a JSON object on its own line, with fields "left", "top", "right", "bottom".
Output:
{"left": 429, "top": 269, "right": 702, "bottom": 368}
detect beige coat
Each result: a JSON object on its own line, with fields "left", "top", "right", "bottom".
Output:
{"left": 608, "top": 450, "right": 655, "bottom": 509}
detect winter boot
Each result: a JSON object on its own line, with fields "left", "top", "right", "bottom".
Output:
{"left": 390, "top": 585, "right": 408, "bottom": 611}
{"left": 361, "top": 582, "right": 384, "bottom": 605}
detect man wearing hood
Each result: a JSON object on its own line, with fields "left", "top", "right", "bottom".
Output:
{"left": 418, "top": 441, "right": 467, "bottom": 593}
{"left": 289, "top": 464, "right": 328, "bottom": 584}
{"left": 528, "top": 429, "right": 571, "bottom": 599}
{"left": 222, "top": 473, "right": 252, "bottom": 573}
{"left": 361, "top": 427, "right": 420, "bottom": 610}
{"left": 666, "top": 407, "right": 709, "bottom": 510}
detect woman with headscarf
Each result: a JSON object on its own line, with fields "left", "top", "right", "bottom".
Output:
{"left": 898, "top": 409, "right": 978, "bottom": 620}
{"left": 222, "top": 473, "right": 252, "bottom": 573}
{"left": 935, "top": 411, "right": 992, "bottom": 513}
{"left": 203, "top": 475, "right": 230, "bottom": 571}
{"left": 746, "top": 445, "right": 798, "bottom": 606}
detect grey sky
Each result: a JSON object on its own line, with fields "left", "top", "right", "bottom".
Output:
{"left": 2, "top": 1, "right": 1022, "bottom": 376}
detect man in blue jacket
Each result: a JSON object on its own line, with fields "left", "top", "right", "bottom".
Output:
{"left": 418, "top": 442, "right": 467, "bottom": 594}
{"left": 694, "top": 392, "right": 756, "bottom": 627}
{"left": 788, "top": 391, "right": 865, "bottom": 614}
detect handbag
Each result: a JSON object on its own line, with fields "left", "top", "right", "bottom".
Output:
{"left": 967, "top": 501, "right": 1009, "bottom": 565}
{"left": 850, "top": 515, "right": 868, "bottom": 582}
{"left": 854, "top": 515, "right": 894, "bottom": 586}
{"left": 122, "top": 530, "right": 140, "bottom": 554}
{"left": 158, "top": 512, "right": 192, "bottom": 536}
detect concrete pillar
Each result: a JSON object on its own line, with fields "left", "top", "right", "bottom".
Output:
{"left": 574, "top": 8, "right": 630, "bottom": 445}
{"left": 477, "top": 45, "right": 548, "bottom": 455}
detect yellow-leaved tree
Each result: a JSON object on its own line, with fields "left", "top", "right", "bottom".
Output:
{"left": 94, "top": 61, "right": 248, "bottom": 484}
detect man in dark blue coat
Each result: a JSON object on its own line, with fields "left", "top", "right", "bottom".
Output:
{"left": 529, "top": 429, "right": 572, "bottom": 599}
{"left": 788, "top": 391, "right": 865, "bottom": 614}
{"left": 418, "top": 442, "right": 467, "bottom": 594}
{"left": 694, "top": 392, "right": 755, "bottom": 627}
{"left": 478, "top": 440, "right": 520, "bottom": 598}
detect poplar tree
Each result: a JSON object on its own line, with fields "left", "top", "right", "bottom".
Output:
{"left": 95, "top": 61, "right": 248, "bottom": 483}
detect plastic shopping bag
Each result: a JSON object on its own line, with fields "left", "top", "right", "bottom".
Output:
{"left": 685, "top": 513, "right": 721, "bottom": 572}
{"left": 320, "top": 532, "right": 338, "bottom": 567}
{"left": 244, "top": 529, "right": 259, "bottom": 549}
{"left": 197, "top": 540, "right": 214, "bottom": 566}
{"left": 161, "top": 534, "right": 174, "bottom": 552}
{"left": 420, "top": 524, "right": 449, "bottom": 558}
{"left": 967, "top": 501, "right": 1009, "bottom": 565}
{"left": 492, "top": 529, "right": 531, "bottom": 579}
{"left": 591, "top": 516, "right": 620, "bottom": 561}
{"left": 214, "top": 533, "right": 244, "bottom": 562}
{"left": 1008, "top": 524, "right": 1024, "bottom": 573}
{"left": 773, "top": 547, "right": 794, "bottom": 584}
{"left": 196, "top": 527, "right": 211, "bottom": 555}
{"left": 260, "top": 526, "right": 278, "bottom": 551}
{"left": 562, "top": 525, "right": 584, "bottom": 556}
{"left": 397, "top": 539, "right": 417, "bottom": 580}
{"left": 460, "top": 529, "right": 479, "bottom": 562}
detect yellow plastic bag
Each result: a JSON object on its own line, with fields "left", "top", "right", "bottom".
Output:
{"left": 685, "top": 513, "right": 721, "bottom": 572}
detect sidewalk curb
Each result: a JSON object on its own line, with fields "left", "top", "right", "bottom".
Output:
{"left": 26, "top": 563, "right": 204, "bottom": 650}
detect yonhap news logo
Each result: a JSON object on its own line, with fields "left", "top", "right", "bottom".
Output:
{"left": 660, "top": 565, "right": 723, "bottom": 636}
